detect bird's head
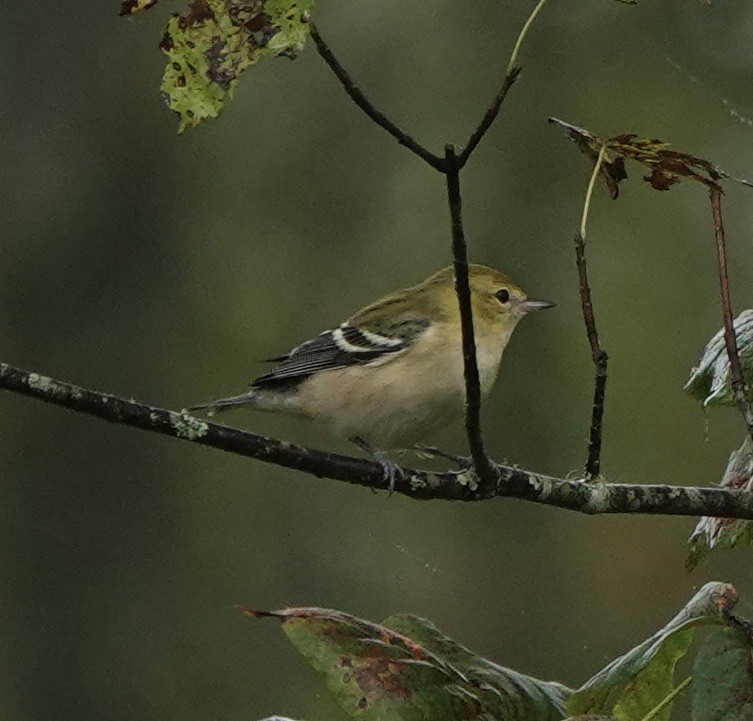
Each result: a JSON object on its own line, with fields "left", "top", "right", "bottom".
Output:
{"left": 425, "top": 264, "right": 554, "bottom": 330}
{"left": 468, "top": 264, "right": 554, "bottom": 325}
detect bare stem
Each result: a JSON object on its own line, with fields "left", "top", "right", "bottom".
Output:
{"left": 444, "top": 145, "right": 498, "bottom": 493}
{"left": 710, "top": 188, "right": 753, "bottom": 439}
{"left": 506, "top": 0, "right": 550, "bottom": 74}
{"left": 577, "top": 145, "right": 609, "bottom": 478}
{"left": 581, "top": 145, "right": 607, "bottom": 240}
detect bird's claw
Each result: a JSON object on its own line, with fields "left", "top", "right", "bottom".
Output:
{"left": 377, "top": 458, "right": 404, "bottom": 495}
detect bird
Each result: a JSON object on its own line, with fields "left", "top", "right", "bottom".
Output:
{"left": 188, "top": 264, "right": 553, "bottom": 487}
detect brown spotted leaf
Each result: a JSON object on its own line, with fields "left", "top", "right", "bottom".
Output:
{"left": 243, "top": 606, "right": 570, "bottom": 721}
{"left": 157, "top": 0, "right": 313, "bottom": 132}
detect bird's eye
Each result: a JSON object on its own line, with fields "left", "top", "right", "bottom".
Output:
{"left": 495, "top": 289, "right": 510, "bottom": 304}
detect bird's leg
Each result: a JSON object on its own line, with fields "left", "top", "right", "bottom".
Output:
{"left": 414, "top": 445, "right": 472, "bottom": 470}
{"left": 350, "top": 437, "right": 403, "bottom": 494}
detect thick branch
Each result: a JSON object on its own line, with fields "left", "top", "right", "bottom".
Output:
{"left": 710, "top": 189, "right": 753, "bottom": 439}
{"left": 309, "top": 25, "right": 445, "bottom": 172}
{"left": 3, "top": 361, "right": 753, "bottom": 518}
{"left": 444, "top": 145, "right": 498, "bottom": 493}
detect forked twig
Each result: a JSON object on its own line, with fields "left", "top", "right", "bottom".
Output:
{"left": 308, "top": 4, "right": 551, "bottom": 486}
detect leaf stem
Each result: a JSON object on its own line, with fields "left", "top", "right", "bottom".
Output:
{"left": 507, "top": 0, "right": 550, "bottom": 74}
{"left": 581, "top": 144, "right": 607, "bottom": 239}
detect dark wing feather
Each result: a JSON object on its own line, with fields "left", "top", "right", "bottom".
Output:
{"left": 252, "top": 320, "right": 428, "bottom": 389}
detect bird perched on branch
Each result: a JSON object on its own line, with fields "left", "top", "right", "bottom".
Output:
{"left": 188, "top": 264, "right": 553, "bottom": 486}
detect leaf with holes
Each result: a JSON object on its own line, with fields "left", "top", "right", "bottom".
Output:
{"left": 154, "top": 0, "right": 312, "bottom": 132}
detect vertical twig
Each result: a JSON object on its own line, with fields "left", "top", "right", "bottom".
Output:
{"left": 445, "top": 144, "right": 497, "bottom": 491}
{"left": 577, "top": 145, "right": 609, "bottom": 479}
{"left": 710, "top": 188, "right": 753, "bottom": 439}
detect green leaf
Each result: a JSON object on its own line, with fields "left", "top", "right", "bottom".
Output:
{"left": 686, "top": 437, "right": 753, "bottom": 570}
{"left": 684, "top": 310, "right": 753, "bottom": 407}
{"left": 692, "top": 624, "right": 753, "bottom": 720}
{"left": 384, "top": 614, "right": 572, "bottom": 719}
{"left": 244, "top": 607, "right": 571, "bottom": 721}
{"left": 568, "top": 583, "right": 737, "bottom": 721}
{"left": 158, "top": 0, "right": 313, "bottom": 132}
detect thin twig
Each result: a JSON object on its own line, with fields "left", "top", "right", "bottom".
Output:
{"left": 458, "top": 0, "right": 550, "bottom": 166}
{"left": 444, "top": 145, "right": 498, "bottom": 493}
{"left": 457, "top": 68, "right": 520, "bottom": 167}
{"left": 710, "top": 188, "right": 753, "bottom": 439}
{"left": 309, "top": 24, "right": 445, "bottom": 172}
{"left": 506, "top": 0, "right": 550, "bottom": 74}
{"left": 3, "top": 361, "right": 753, "bottom": 516}
{"left": 577, "top": 145, "right": 609, "bottom": 478}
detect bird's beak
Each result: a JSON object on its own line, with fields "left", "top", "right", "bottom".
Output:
{"left": 518, "top": 299, "right": 555, "bottom": 313}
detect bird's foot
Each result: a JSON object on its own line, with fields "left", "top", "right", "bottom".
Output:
{"left": 350, "top": 437, "right": 404, "bottom": 495}
{"left": 376, "top": 456, "right": 404, "bottom": 495}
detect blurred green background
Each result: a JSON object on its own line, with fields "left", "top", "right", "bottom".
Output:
{"left": 2, "top": 1, "right": 753, "bottom": 719}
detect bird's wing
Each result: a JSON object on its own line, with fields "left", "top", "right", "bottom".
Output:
{"left": 252, "top": 315, "right": 430, "bottom": 388}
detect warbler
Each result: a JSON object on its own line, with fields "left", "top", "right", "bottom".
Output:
{"left": 189, "top": 264, "right": 552, "bottom": 479}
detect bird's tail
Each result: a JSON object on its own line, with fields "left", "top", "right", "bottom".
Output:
{"left": 185, "top": 392, "right": 257, "bottom": 417}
